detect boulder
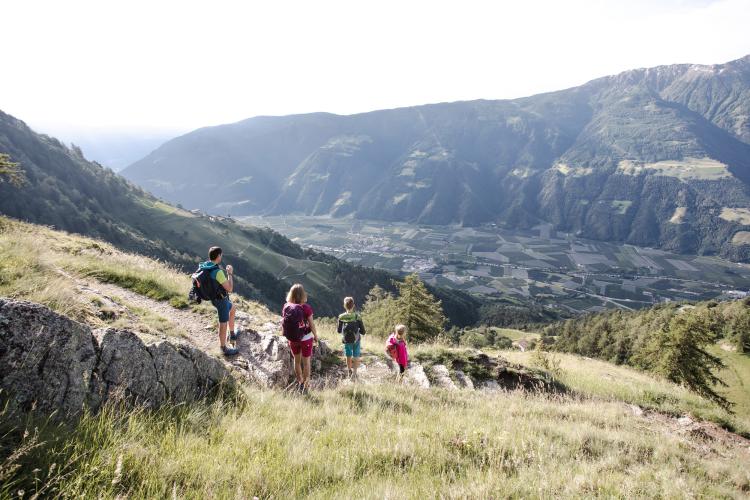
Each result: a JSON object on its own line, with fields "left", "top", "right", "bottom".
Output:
{"left": 0, "top": 298, "right": 97, "bottom": 415}
{"left": 233, "top": 330, "right": 293, "bottom": 388}
{"left": 404, "top": 364, "right": 431, "bottom": 388}
{"left": 478, "top": 380, "right": 501, "bottom": 392}
{"left": 429, "top": 364, "right": 458, "bottom": 390}
{"left": 0, "top": 299, "right": 235, "bottom": 417}
{"left": 454, "top": 370, "right": 474, "bottom": 390}
{"left": 90, "top": 328, "right": 167, "bottom": 408}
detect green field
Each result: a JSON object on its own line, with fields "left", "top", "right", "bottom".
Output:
{"left": 241, "top": 216, "right": 750, "bottom": 314}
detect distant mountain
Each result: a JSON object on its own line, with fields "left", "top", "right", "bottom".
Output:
{"left": 0, "top": 109, "right": 481, "bottom": 322}
{"left": 43, "top": 126, "right": 181, "bottom": 171}
{"left": 123, "top": 55, "right": 750, "bottom": 261}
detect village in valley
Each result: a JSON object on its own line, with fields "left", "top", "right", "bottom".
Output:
{"left": 242, "top": 215, "right": 750, "bottom": 315}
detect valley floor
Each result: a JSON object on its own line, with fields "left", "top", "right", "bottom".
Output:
{"left": 241, "top": 215, "right": 750, "bottom": 314}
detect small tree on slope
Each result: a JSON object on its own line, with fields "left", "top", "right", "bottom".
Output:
{"left": 635, "top": 307, "right": 731, "bottom": 410}
{"left": 393, "top": 273, "right": 447, "bottom": 343}
{"left": 0, "top": 153, "right": 24, "bottom": 186}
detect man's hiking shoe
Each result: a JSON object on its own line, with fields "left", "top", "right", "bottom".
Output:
{"left": 221, "top": 345, "right": 239, "bottom": 356}
{"left": 229, "top": 330, "right": 239, "bottom": 342}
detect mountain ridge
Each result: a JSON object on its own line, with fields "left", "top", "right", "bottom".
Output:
{"left": 0, "top": 109, "right": 484, "bottom": 322}
{"left": 123, "top": 54, "right": 750, "bottom": 261}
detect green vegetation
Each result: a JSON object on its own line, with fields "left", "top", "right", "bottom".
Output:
{"left": 547, "top": 299, "right": 750, "bottom": 409}
{"left": 633, "top": 307, "right": 729, "bottom": 408}
{"left": 2, "top": 218, "right": 750, "bottom": 497}
{"left": 501, "top": 350, "right": 749, "bottom": 436}
{"left": 0, "top": 217, "right": 216, "bottom": 332}
{"left": 712, "top": 346, "right": 750, "bottom": 421}
{"left": 3, "top": 384, "right": 750, "bottom": 498}
{"left": 0, "top": 152, "right": 24, "bottom": 186}
{"left": 362, "top": 275, "right": 447, "bottom": 342}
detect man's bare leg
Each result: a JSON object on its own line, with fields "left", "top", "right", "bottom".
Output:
{"left": 219, "top": 321, "right": 228, "bottom": 348}
{"left": 228, "top": 304, "right": 236, "bottom": 334}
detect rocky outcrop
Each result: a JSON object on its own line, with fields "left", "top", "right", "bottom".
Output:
{"left": 429, "top": 364, "right": 458, "bottom": 390}
{"left": 0, "top": 299, "right": 234, "bottom": 417}
{"left": 414, "top": 348, "right": 566, "bottom": 393}
{"left": 231, "top": 314, "right": 335, "bottom": 388}
{"left": 403, "top": 364, "right": 430, "bottom": 388}
{"left": 454, "top": 370, "right": 474, "bottom": 390}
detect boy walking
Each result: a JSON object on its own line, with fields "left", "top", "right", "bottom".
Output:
{"left": 337, "top": 297, "right": 366, "bottom": 379}
{"left": 198, "top": 246, "right": 240, "bottom": 356}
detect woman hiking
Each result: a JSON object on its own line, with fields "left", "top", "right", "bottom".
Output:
{"left": 386, "top": 324, "right": 409, "bottom": 380}
{"left": 337, "top": 296, "right": 366, "bottom": 380}
{"left": 281, "top": 284, "right": 318, "bottom": 393}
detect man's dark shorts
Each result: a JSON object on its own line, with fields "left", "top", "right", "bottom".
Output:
{"left": 211, "top": 297, "right": 232, "bottom": 323}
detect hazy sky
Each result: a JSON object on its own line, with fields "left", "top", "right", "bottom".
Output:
{"left": 2, "top": 0, "right": 749, "bottom": 135}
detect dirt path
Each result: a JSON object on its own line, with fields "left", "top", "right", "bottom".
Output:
{"left": 74, "top": 277, "right": 222, "bottom": 351}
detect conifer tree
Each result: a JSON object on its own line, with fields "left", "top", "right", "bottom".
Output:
{"left": 393, "top": 273, "right": 447, "bottom": 342}
{"left": 362, "top": 285, "right": 398, "bottom": 337}
{"left": 0, "top": 153, "right": 24, "bottom": 186}
{"left": 635, "top": 308, "right": 730, "bottom": 409}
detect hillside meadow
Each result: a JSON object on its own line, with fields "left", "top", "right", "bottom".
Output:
{"left": 1, "top": 217, "right": 749, "bottom": 498}
{"left": 3, "top": 383, "right": 749, "bottom": 499}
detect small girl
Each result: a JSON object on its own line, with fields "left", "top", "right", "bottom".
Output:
{"left": 386, "top": 324, "right": 409, "bottom": 378}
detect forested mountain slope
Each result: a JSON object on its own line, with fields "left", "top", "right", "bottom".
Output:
{"left": 125, "top": 55, "right": 750, "bottom": 261}
{"left": 0, "top": 110, "right": 478, "bottom": 319}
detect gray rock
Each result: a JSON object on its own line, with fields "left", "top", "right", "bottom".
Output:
{"left": 404, "top": 364, "right": 430, "bottom": 388}
{"left": 454, "top": 370, "right": 474, "bottom": 390}
{"left": 478, "top": 380, "right": 501, "bottom": 391}
{"left": 148, "top": 341, "right": 199, "bottom": 403}
{"left": 429, "top": 364, "right": 458, "bottom": 390}
{"left": 0, "top": 298, "right": 98, "bottom": 415}
{"left": 90, "top": 328, "right": 167, "bottom": 408}
{"left": 0, "top": 299, "right": 235, "bottom": 418}
{"left": 234, "top": 329, "right": 293, "bottom": 388}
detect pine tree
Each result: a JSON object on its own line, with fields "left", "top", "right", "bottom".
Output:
{"left": 393, "top": 273, "right": 447, "bottom": 342}
{"left": 362, "top": 285, "right": 398, "bottom": 337}
{"left": 635, "top": 307, "right": 730, "bottom": 409}
{"left": 0, "top": 153, "right": 24, "bottom": 186}
{"left": 730, "top": 312, "right": 750, "bottom": 353}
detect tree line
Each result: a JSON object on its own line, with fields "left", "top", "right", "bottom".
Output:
{"left": 544, "top": 298, "right": 750, "bottom": 409}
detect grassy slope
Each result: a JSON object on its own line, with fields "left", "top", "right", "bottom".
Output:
{"left": 502, "top": 350, "right": 750, "bottom": 436}
{"left": 2, "top": 219, "right": 749, "bottom": 497}
{"left": 4, "top": 386, "right": 749, "bottom": 498}
{"left": 712, "top": 346, "right": 750, "bottom": 420}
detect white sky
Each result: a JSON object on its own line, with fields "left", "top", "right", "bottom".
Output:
{"left": 1, "top": 0, "right": 749, "bottom": 135}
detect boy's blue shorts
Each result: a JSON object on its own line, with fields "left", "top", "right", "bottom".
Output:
{"left": 344, "top": 340, "right": 361, "bottom": 358}
{"left": 211, "top": 297, "right": 232, "bottom": 323}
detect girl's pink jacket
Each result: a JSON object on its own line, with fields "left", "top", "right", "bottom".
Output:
{"left": 386, "top": 333, "right": 409, "bottom": 366}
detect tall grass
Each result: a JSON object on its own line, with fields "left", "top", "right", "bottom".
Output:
{"left": 1, "top": 385, "right": 748, "bottom": 498}
{"left": 502, "top": 350, "right": 750, "bottom": 436}
{"left": 0, "top": 217, "right": 192, "bottom": 316}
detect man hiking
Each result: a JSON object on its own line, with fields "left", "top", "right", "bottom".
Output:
{"left": 197, "top": 246, "right": 240, "bottom": 356}
{"left": 337, "top": 296, "right": 366, "bottom": 379}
